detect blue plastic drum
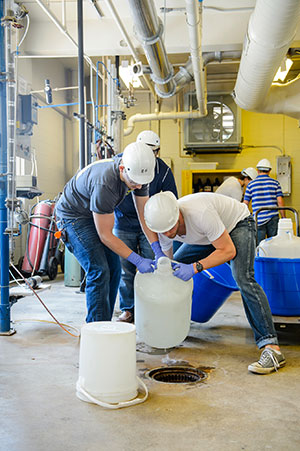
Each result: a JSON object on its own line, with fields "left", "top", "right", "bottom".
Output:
{"left": 254, "top": 257, "right": 300, "bottom": 316}
{"left": 191, "top": 263, "right": 239, "bottom": 323}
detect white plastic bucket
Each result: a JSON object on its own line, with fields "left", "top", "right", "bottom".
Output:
{"left": 76, "top": 322, "right": 148, "bottom": 409}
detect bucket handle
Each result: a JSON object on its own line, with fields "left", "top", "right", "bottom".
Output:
{"left": 76, "top": 376, "right": 148, "bottom": 410}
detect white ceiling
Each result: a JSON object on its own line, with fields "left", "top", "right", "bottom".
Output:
{"left": 22, "top": 0, "right": 258, "bottom": 57}
{"left": 18, "top": 0, "right": 300, "bottom": 90}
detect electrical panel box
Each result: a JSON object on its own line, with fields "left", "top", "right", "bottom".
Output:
{"left": 20, "top": 94, "right": 38, "bottom": 125}
{"left": 277, "top": 155, "right": 291, "bottom": 196}
{"left": 184, "top": 92, "right": 241, "bottom": 153}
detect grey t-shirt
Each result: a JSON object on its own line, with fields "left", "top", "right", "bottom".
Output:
{"left": 55, "top": 156, "right": 149, "bottom": 220}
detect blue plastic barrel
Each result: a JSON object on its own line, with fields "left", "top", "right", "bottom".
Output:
{"left": 191, "top": 263, "right": 239, "bottom": 323}
{"left": 254, "top": 257, "right": 300, "bottom": 316}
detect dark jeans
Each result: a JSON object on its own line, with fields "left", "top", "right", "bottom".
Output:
{"left": 57, "top": 218, "right": 121, "bottom": 323}
{"left": 257, "top": 215, "right": 279, "bottom": 244}
{"left": 173, "top": 216, "right": 278, "bottom": 349}
{"left": 113, "top": 229, "right": 154, "bottom": 313}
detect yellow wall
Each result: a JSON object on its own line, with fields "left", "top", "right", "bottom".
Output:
{"left": 124, "top": 96, "right": 300, "bottom": 219}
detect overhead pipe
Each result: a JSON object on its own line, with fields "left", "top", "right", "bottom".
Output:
{"left": 103, "top": 0, "right": 155, "bottom": 97}
{"left": 184, "top": 0, "right": 207, "bottom": 114}
{"left": 35, "top": 0, "right": 104, "bottom": 81}
{"left": 127, "top": 0, "right": 176, "bottom": 98}
{"left": 233, "top": 0, "right": 300, "bottom": 119}
{"left": 174, "top": 51, "right": 242, "bottom": 92}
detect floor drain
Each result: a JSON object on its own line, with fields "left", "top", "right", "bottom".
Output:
{"left": 146, "top": 366, "right": 207, "bottom": 384}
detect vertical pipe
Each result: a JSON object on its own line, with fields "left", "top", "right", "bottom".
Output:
{"left": 77, "top": 0, "right": 85, "bottom": 169}
{"left": 0, "top": 0, "right": 12, "bottom": 334}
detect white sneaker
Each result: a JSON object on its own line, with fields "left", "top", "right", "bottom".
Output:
{"left": 248, "top": 348, "right": 286, "bottom": 374}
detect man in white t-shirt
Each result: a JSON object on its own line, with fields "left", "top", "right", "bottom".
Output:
{"left": 144, "top": 191, "right": 285, "bottom": 375}
{"left": 216, "top": 167, "right": 257, "bottom": 201}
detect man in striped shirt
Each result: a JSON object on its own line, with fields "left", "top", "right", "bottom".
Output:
{"left": 244, "top": 158, "right": 285, "bottom": 243}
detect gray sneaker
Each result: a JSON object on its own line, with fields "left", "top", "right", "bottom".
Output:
{"left": 248, "top": 348, "right": 286, "bottom": 374}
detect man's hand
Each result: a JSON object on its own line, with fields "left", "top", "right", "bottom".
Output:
{"left": 172, "top": 262, "right": 195, "bottom": 281}
{"left": 127, "top": 252, "right": 155, "bottom": 273}
{"left": 151, "top": 241, "right": 167, "bottom": 267}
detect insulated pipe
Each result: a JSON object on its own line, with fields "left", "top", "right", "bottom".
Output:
{"left": 124, "top": 110, "right": 205, "bottom": 136}
{"left": 0, "top": 0, "right": 11, "bottom": 334}
{"left": 128, "top": 0, "right": 176, "bottom": 98}
{"left": 184, "top": 0, "right": 207, "bottom": 115}
{"left": 77, "top": 0, "right": 85, "bottom": 169}
{"left": 103, "top": 0, "right": 155, "bottom": 97}
{"left": 233, "top": 0, "right": 300, "bottom": 118}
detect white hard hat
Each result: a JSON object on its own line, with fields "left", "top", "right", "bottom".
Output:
{"left": 137, "top": 130, "right": 160, "bottom": 149}
{"left": 256, "top": 158, "right": 272, "bottom": 171}
{"left": 241, "top": 167, "right": 257, "bottom": 180}
{"left": 122, "top": 142, "right": 156, "bottom": 185}
{"left": 144, "top": 191, "right": 179, "bottom": 233}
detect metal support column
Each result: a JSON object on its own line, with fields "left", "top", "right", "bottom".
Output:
{"left": 77, "top": 0, "right": 85, "bottom": 170}
{"left": 0, "top": 0, "right": 14, "bottom": 334}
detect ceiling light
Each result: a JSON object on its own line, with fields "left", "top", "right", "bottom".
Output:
{"left": 119, "top": 62, "right": 143, "bottom": 89}
{"left": 273, "top": 57, "right": 293, "bottom": 82}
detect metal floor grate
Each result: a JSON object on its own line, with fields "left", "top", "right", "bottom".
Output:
{"left": 146, "top": 366, "right": 207, "bottom": 384}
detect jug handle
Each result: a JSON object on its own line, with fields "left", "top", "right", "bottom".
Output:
{"left": 76, "top": 376, "right": 148, "bottom": 409}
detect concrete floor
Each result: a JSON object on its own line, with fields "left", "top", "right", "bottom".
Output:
{"left": 1, "top": 274, "right": 300, "bottom": 451}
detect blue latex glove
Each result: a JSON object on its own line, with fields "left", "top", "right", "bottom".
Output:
{"left": 172, "top": 262, "right": 195, "bottom": 281}
{"left": 127, "top": 251, "right": 155, "bottom": 274}
{"left": 151, "top": 241, "right": 167, "bottom": 267}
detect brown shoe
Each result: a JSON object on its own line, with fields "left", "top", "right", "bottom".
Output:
{"left": 116, "top": 310, "right": 134, "bottom": 323}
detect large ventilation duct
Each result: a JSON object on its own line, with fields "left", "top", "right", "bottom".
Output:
{"left": 233, "top": 0, "right": 300, "bottom": 119}
{"left": 127, "top": 0, "right": 176, "bottom": 98}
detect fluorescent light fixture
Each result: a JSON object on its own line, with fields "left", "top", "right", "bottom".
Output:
{"left": 119, "top": 61, "right": 143, "bottom": 89}
{"left": 273, "top": 57, "right": 293, "bottom": 82}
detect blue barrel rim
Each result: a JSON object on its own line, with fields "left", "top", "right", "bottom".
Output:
{"left": 195, "top": 263, "right": 239, "bottom": 291}
{"left": 255, "top": 256, "right": 300, "bottom": 263}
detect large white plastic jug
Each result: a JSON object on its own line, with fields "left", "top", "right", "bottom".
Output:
{"left": 258, "top": 218, "right": 300, "bottom": 258}
{"left": 76, "top": 322, "right": 148, "bottom": 409}
{"left": 135, "top": 257, "right": 193, "bottom": 349}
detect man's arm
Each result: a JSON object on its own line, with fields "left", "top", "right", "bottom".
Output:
{"left": 277, "top": 196, "right": 286, "bottom": 218}
{"left": 194, "top": 230, "right": 236, "bottom": 272}
{"left": 132, "top": 195, "right": 159, "bottom": 244}
{"left": 93, "top": 212, "right": 134, "bottom": 259}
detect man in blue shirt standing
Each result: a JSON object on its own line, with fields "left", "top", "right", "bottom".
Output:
{"left": 244, "top": 158, "right": 285, "bottom": 244}
{"left": 114, "top": 131, "right": 178, "bottom": 323}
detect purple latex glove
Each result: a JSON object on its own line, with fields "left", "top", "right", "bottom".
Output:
{"left": 172, "top": 262, "right": 195, "bottom": 281}
{"left": 151, "top": 241, "right": 167, "bottom": 267}
{"left": 127, "top": 251, "right": 155, "bottom": 273}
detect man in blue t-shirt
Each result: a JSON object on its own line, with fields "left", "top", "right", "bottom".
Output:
{"left": 55, "top": 142, "right": 158, "bottom": 323}
{"left": 244, "top": 158, "right": 285, "bottom": 243}
{"left": 114, "top": 131, "right": 178, "bottom": 323}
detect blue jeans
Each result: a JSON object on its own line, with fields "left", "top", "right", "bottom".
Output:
{"left": 58, "top": 218, "right": 121, "bottom": 323}
{"left": 257, "top": 215, "right": 279, "bottom": 244}
{"left": 174, "top": 216, "right": 278, "bottom": 348}
{"left": 113, "top": 229, "right": 154, "bottom": 313}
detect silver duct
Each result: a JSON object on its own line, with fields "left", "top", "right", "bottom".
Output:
{"left": 127, "top": 0, "right": 176, "bottom": 98}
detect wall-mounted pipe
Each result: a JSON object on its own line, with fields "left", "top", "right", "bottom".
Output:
{"left": 184, "top": 0, "right": 206, "bottom": 115}
{"left": 233, "top": 0, "right": 300, "bottom": 119}
{"left": 124, "top": 110, "right": 205, "bottom": 136}
{"left": 128, "top": 0, "right": 176, "bottom": 98}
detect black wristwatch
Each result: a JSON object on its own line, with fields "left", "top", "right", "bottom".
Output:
{"left": 195, "top": 261, "right": 203, "bottom": 273}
